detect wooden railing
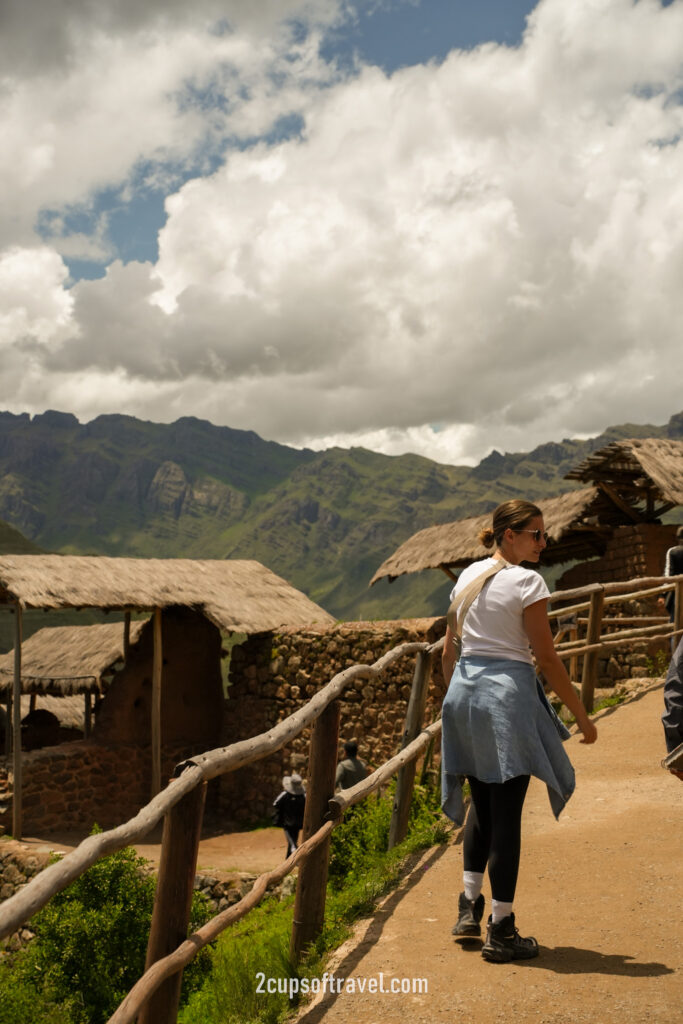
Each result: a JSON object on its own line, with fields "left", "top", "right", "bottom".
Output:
{"left": 0, "top": 571, "right": 681, "bottom": 1023}
{"left": 547, "top": 574, "right": 683, "bottom": 710}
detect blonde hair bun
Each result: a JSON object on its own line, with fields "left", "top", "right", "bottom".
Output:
{"left": 479, "top": 527, "right": 496, "bottom": 548}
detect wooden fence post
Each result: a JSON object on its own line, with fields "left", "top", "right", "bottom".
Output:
{"left": 388, "top": 649, "right": 432, "bottom": 850}
{"left": 581, "top": 588, "right": 605, "bottom": 712}
{"left": 674, "top": 578, "right": 683, "bottom": 641}
{"left": 290, "top": 699, "right": 340, "bottom": 965}
{"left": 138, "top": 778, "right": 207, "bottom": 1024}
{"left": 569, "top": 624, "right": 579, "bottom": 685}
{"left": 12, "top": 604, "right": 22, "bottom": 839}
{"left": 151, "top": 607, "right": 162, "bottom": 798}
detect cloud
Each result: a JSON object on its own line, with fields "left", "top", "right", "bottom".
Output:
{"left": 0, "top": 0, "right": 345, "bottom": 250}
{"left": 1, "top": 0, "right": 683, "bottom": 465}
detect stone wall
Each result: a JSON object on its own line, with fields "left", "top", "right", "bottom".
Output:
{"left": 558, "top": 523, "right": 677, "bottom": 589}
{"left": 217, "top": 618, "right": 447, "bottom": 827}
{"left": 0, "top": 739, "right": 207, "bottom": 835}
{"left": 0, "top": 841, "right": 46, "bottom": 952}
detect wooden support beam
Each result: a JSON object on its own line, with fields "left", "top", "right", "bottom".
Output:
{"left": 290, "top": 699, "right": 340, "bottom": 965}
{"left": 84, "top": 692, "right": 92, "bottom": 739}
{"left": 151, "top": 608, "right": 162, "bottom": 799}
{"left": 139, "top": 779, "right": 207, "bottom": 1024}
{"left": 123, "top": 611, "right": 131, "bottom": 665}
{"left": 3, "top": 691, "right": 10, "bottom": 757}
{"left": 388, "top": 649, "right": 432, "bottom": 850}
{"left": 580, "top": 589, "right": 605, "bottom": 713}
{"left": 439, "top": 564, "right": 458, "bottom": 582}
{"left": 597, "top": 481, "right": 641, "bottom": 523}
{"left": 12, "top": 604, "right": 22, "bottom": 839}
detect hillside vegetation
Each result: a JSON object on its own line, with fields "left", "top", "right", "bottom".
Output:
{"left": 0, "top": 409, "right": 681, "bottom": 622}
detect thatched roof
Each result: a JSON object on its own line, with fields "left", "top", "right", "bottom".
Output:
{"left": 0, "top": 620, "right": 146, "bottom": 695}
{"left": 17, "top": 694, "right": 86, "bottom": 731}
{"left": 0, "top": 555, "right": 334, "bottom": 632}
{"left": 370, "top": 486, "right": 623, "bottom": 585}
{"left": 565, "top": 437, "right": 683, "bottom": 511}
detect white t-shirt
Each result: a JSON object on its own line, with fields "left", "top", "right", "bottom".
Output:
{"left": 449, "top": 557, "right": 550, "bottom": 664}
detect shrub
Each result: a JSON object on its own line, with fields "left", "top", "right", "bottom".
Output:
{"left": 0, "top": 839, "right": 213, "bottom": 1024}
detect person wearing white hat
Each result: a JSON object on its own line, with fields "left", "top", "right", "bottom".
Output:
{"left": 272, "top": 773, "right": 306, "bottom": 857}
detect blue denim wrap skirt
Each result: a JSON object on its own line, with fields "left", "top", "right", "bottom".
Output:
{"left": 441, "top": 656, "right": 575, "bottom": 826}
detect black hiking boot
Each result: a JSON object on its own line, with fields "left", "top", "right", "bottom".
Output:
{"left": 452, "top": 892, "right": 485, "bottom": 938}
{"left": 481, "top": 913, "right": 539, "bottom": 962}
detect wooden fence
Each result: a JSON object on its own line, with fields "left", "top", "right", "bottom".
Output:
{"left": 0, "top": 573, "right": 681, "bottom": 1023}
{"left": 547, "top": 573, "right": 683, "bottom": 710}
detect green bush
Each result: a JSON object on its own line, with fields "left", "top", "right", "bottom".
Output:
{"left": 0, "top": 840, "right": 213, "bottom": 1024}
{"left": 328, "top": 779, "right": 445, "bottom": 891}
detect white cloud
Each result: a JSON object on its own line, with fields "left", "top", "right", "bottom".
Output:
{"left": 0, "top": 247, "right": 74, "bottom": 349}
{"left": 1, "top": 0, "right": 683, "bottom": 466}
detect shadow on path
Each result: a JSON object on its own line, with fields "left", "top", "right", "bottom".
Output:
{"left": 521, "top": 946, "right": 675, "bottom": 977}
{"left": 294, "top": 841, "right": 450, "bottom": 1024}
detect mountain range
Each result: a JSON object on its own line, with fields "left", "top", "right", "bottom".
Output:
{"left": 0, "top": 408, "right": 682, "bottom": 632}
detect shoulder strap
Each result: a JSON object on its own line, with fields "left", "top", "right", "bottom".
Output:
{"left": 447, "top": 558, "right": 510, "bottom": 641}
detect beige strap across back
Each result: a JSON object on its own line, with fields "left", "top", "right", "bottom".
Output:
{"left": 447, "top": 557, "right": 510, "bottom": 647}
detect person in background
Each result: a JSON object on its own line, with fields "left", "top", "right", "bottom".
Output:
{"left": 335, "top": 738, "right": 368, "bottom": 790}
{"left": 662, "top": 636, "right": 683, "bottom": 782}
{"left": 657, "top": 526, "right": 683, "bottom": 650}
{"left": 441, "top": 499, "right": 598, "bottom": 963}
{"left": 272, "top": 773, "right": 306, "bottom": 857}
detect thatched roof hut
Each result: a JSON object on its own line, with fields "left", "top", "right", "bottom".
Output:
{"left": 0, "top": 620, "right": 146, "bottom": 696}
{"left": 565, "top": 437, "right": 683, "bottom": 514}
{"left": 0, "top": 555, "right": 334, "bottom": 631}
{"left": 370, "top": 486, "right": 627, "bottom": 585}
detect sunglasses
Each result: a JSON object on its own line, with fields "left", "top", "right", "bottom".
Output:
{"left": 516, "top": 529, "right": 549, "bottom": 543}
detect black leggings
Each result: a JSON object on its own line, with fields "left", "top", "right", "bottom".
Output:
{"left": 463, "top": 775, "right": 530, "bottom": 903}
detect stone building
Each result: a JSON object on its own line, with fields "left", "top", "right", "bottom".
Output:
{"left": 0, "top": 554, "right": 333, "bottom": 837}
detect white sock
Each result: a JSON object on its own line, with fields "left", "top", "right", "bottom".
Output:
{"left": 491, "top": 899, "right": 513, "bottom": 923}
{"left": 463, "top": 871, "right": 484, "bottom": 902}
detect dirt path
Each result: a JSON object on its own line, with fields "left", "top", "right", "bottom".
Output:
{"left": 17, "top": 824, "right": 287, "bottom": 877}
{"left": 294, "top": 681, "right": 682, "bottom": 1024}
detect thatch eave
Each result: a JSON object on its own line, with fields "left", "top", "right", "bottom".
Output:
{"left": 370, "top": 485, "right": 629, "bottom": 586}
{"left": 0, "top": 620, "right": 147, "bottom": 696}
{"left": 0, "top": 555, "right": 334, "bottom": 633}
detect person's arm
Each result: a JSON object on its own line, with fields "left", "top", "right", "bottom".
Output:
{"left": 442, "top": 623, "right": 458, "bottom": 688}
{"left": 523, "top": 599, "right": 598, "bottom": 744}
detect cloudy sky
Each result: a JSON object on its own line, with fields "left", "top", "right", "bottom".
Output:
{"left": 1, "top": 0, "right": 682, "bottom": 465}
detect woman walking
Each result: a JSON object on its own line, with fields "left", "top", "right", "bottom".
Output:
{"left": 441, "top": 500, "right": 597, "bottom": 962}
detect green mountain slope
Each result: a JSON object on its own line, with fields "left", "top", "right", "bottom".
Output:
{"left": 0, "top": 409, "right": 681, "bottom": 622}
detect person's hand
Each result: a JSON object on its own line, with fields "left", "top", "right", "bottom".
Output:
{"left": 578, "top": 717, "right": 598, "bottom": 744}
